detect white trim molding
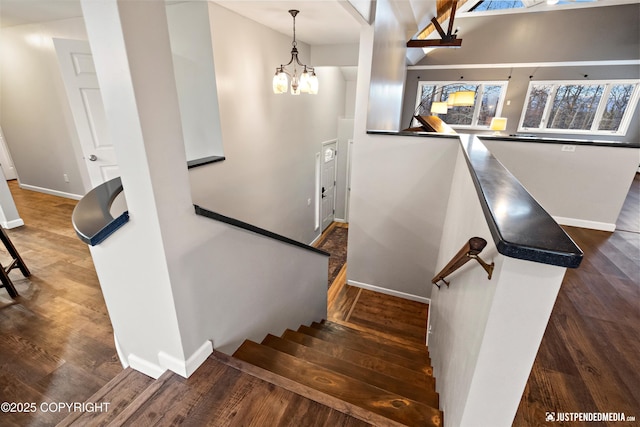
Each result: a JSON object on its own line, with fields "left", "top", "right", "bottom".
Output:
{"left": 158, "top": 340, "right": 213, "bottom": 378}
{"left": 347, "top": 279, "right": 431, "bottom": 304}
{"left": 125, "top": 340, "right": 213, "bottom": 380}
{"left": 408, "top": 59, "right": 640, "bottom": 71}
{"left": 552, "top": 216, "right": 616, "bottom": 232}
{"left": 1, "top": 218, "right": 24, "bottom": 229}
{"left": 127, "top": 354, "right": 166, "bottom": 379}
{"left": 18, "top": 183, "right": 83, "bottom": 200}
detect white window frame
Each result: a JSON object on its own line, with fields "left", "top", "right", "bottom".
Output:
{"left": 518, "top": 79, "right": 640, "bottom": 136}
{"left": 414, "top": 80, "right": 509, "bottom": 130}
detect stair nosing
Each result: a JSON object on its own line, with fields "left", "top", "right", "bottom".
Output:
{"left": 104, "top": 369, "right": 176, "bottom": 427}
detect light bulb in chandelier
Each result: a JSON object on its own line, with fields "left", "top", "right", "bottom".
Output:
{"left": 299, "top": 68, "right": 311, "bottom": 93}
{"left": 273, "top": 68, "right": 288, "bottom": 94}
{"left": 308, "top": 71, "right": 318, "bottom": 95}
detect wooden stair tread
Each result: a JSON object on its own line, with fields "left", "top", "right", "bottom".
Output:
{"left": 314, "top": 321, "right": 430, "bottom": 358}
{"left": 215, "top": 350, "right": 405, "bottom": 427}
{"left": 262, "top": 334, "right": 438, "bottom": 408}
{"left": 298, "top": 325, "right": 432, "bottom": 375}
{"left": 322, "top": 318, "right": 428, "bottom": 350}
{"left": 282, "top": 329, "right": 434, "bottom": 387}
{"left": 233, "top": 340, "right": 442, "bottom": 427}
{"left": 57, "top": 368, "right": 153, "bottom": 426}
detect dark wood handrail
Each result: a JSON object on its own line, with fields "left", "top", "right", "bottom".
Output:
{"left": 432, "top": 237, "right": 494, "bottom": 288}
{"left": 194, "top": 205, "right": 329, "bottom": 257}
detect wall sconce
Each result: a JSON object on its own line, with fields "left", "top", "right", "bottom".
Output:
{"left": 490, "top": 117, "right": 508, "bottom": 135}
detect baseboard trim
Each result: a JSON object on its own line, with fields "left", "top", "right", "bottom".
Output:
{"left": 1, "top": 218, "right": 24, "bottom": 229}
{"left": 333, "top": 218, "right": 348, "bottom": 224}
{"left": 127, "top": 354, "right": 166, "bottom": 379}
{"left": 552, "top": 216, "right": 616, "bottom": 232}
{"left": 346, "top": 279, "right": 431, "bottom": 304}
{"left": 309, "top": 233, "right": 322, "bottom": 246}
{"left": 113, "top": 332, "right": 129, "bottom": 369}
{"left": 19, "top": 183, "right": 83, "bottom": 200}
{"left": 158, "top": 340, "right": 213, "bottom": 378}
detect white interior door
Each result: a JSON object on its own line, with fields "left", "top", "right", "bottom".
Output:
{"left": 321, "top": 142, "right": 337, "bottom": 231}
{"left": 54, "top": 38, "right": 119, "bottom": 189}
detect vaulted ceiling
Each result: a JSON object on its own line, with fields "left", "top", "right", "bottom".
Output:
{"left": 0, "top": 0, "right": 636, "bottom": 47}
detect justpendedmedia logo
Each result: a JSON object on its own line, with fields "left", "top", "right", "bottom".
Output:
{"left": 544, "top": 411, "right": 635, "bottom": 423}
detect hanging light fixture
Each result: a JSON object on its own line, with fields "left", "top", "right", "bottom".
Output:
{"left": 272, "top": 10, "right": 318, "bottom": 95}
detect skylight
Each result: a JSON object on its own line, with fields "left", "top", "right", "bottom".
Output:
{"left": 470, "top": 0, "right": 599, "bottom": 11}
{"left": 470, "top": 1, "right": 525, "bottom": 12}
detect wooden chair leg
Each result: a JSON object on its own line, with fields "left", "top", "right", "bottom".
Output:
{"left": 0, "top": 261, "right": 18, "bottom": 298}
{"left": 0, "top": 227, "right": 30, "bottom": 277}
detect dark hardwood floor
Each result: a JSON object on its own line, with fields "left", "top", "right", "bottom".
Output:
{"left": 0, "top": 181, "right": 121, "bottom": 427}
{"left": 514, "top": 174, "right": 640, "bottom": 427}
{"left": 0, "top": 174, "right": 637, "bottom": 426}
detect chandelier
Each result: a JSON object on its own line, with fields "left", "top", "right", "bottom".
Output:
{"left": 272, "top": 10, "right": 318, "bottom": 95}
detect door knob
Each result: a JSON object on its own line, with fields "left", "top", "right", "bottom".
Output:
{"left": 88, "top": 154, "right": 97, "bottom": 161}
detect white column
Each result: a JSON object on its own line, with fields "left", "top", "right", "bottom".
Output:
{"left": 0, "top": 167, "right": 23, "bottom": 229}
{"left": 81, "top": 0, "right": 204, "bottom": 378}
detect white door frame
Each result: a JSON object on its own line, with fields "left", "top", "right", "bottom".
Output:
{"left": 320, "top": 140, "right": 338, "bottom": 231}
{"left": 345, "top": 138, "right": 354, "bottom": 222}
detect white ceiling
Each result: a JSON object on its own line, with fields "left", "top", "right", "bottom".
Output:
{"left": 0, "top": 0, "right": 83, "bottom": 28}
{"left": 1, "top": 0, "right": 637, "bottom": 45}
{"left": 0, "top": 0, "right": 364, "bottom": 45}
{"left": 214, "top": 1, "right": 364, "bottom": 45}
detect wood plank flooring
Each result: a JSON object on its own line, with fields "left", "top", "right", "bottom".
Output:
{"left": 0, "top": 181, "right": 121, "bottom": 427}
{"left": 1, "top": 174, "right": 638, "bottom": 426}
{"left": 513, "top": 175, "right": 640, "bottom": 427}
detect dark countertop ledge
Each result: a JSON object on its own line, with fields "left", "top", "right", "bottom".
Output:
{"left": 366, "top": 130, "right": 584, "bottom": 268}
{"left": 460, "top": 135, "right": 583, "bottom": 268}
{"left": 368, "top": 130, "right": 639, "bottom": 148}
{"left": 72, "top": 177, "right": 129, "bottom": 246}
{"left": 480, "top": 134, "right": 640, "bottom": 149}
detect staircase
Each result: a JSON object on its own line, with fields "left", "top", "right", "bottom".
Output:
{"left": 58, "top": 283, "right": 440, "bottom": 427}
{"left": 233, "top": 320, "right": 442, "bottom": 427}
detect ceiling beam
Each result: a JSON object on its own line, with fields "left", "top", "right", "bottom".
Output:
{"left": 414, "top": 0, "right": 471, "bottom": 41}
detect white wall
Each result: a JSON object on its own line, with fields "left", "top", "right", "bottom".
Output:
{"left": 481, "top": 139, "right": 640, "bottom": 231}
{"left": 346, "top": 134, "right": 458, "bottom": 299}
{"left": 366, "top": 0, "right": 408, "bottom": 131}
{"left": 430, "top": 147, "right": 567, "bottom": 427}
{"left": 0, "top": 18, "right": 89, "bottom": 197}
{"left": 311, "top": 43, "right": 360, "bottom": 66}
{"left": 166, "top": 2, "right": 224, "bottom": 161}
{"left": 188, "top": 2, "right": 347, "bottom": 245}
{"left": 346, "top": 0, "right": 457, "bottom": 301}
{"left": 83, "top": 0, "right": 328, "bottom": 379}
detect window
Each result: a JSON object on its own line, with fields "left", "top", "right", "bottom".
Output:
{"left": 414, "top": 81, "right": 509, "bottom": 129}
{"left": 519, "top": 80, "right": 640, "bottom": 135}
{"left": 470, "top": 1, "right": 525, "bottom": 12}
